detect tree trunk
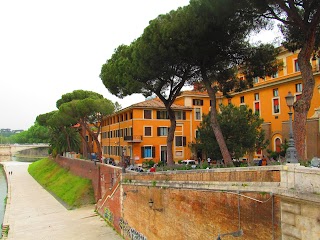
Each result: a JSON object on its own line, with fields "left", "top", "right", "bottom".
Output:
{"left": 166, "top": 106, "right": 176, "bottom": 166}
{"left": 202, "top": 71, "right": 233, "bottom": 166}
{"left": 294, "top": 38, "right": 315, "bottom": 161}
{"left": 87, "top": 127, "right": 102, "bottom": 163}
{"left": 79, "top": 120, "right": 89, "bottom": 159}
{"left": 247, "top": 151, "right": 254, "bottom": 166}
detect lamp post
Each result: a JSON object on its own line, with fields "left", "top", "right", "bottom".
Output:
{"left": 285, "top": 91, "right": 298, "bottom": 163}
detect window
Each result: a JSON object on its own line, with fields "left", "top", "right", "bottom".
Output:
{"left": 240, "top": 96, "right": 245, "bottom": 104}
{"left": 193, "top": 99, "right": 203, "bottom": 106}
{"left": 141, "top": 146, "right": 155, "bottom": 158}
{"left": 254, "top": 93, "right": 259, "bottom": 101}
{"left": 275, "top": 138, "right": 281, "bottom": 153}
{"left": 254, "top": 102, "right": 260, "bottom": 115}
{"left": 175, "top": 111, "right": 186, "bottom": 120}
{"left": 253, "top": 77, "right": 259, "bottom": 84}
{"left": 144, "top": 110, "right": 152, "bottom": 119}
{"left": 144, "top": 127, "right": 152, "bottom": 136}
{"left": 294, "top": 59, "right": 300, "bottom": 72}
{"left": 273, "top": 98, "right": 280, "bottom": 114}
{"left": 273, "top": 88, "right": 279, "bottom": 97}
{"left": 296, "top": 94, "right": 302, "bottom": 101}
{"left": 296, "top": 83, "right": 302, "bottom": 93}
{"left": 157, "top": 127, "right": 168, "bottom": 136}
{"left": 175, "top": 136, "right": 186, "bottom": 147}
{"left": 228, "top": 98, "right": 232, "bottom": 105}
{"left": 195, "top": 108, "right": 201, "bottom": 120}
{"left": 157, "top": 111, "right": 168, "bottom": 119}
{"left": 195, "top": 130, "right": 200, "bottom": 139}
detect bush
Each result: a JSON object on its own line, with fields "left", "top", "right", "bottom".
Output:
{"left": 157, "top": 160, "right": 165, "bottom": 167}
{"left": 143, "top": 159, "right": 155, "bottom": 168}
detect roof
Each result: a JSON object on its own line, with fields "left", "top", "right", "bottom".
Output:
{"left": 131, "top": 97, "right": 192, "bottom": 110}
{"left": 177, "top": 90, "right": 223, "bottom": 98}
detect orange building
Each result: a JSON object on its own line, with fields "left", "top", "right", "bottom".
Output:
{"left": 100, "top": 98, "right": 195, "bottom": 165}
{"left": 227, "top": 47, "right": 320, "bottom": 159}
{"left": 99, "top": 48, "right": 320, "bottom": 165}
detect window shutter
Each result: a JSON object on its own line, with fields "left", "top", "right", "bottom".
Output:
{"left": 157, "top": 127, "right": 160, "bottom": 136}
{"left": 156, "top": 111, "right": 160, "bottom": 119}
{"left": 183, "top": 137, "right": 186, "bottom": 147}
{"left": 152, "top": 147, "right": 155, "bottom": 158}
{"left": 200, "top": 100, "right": 203, "bottom": 105}
{"left": 192, "top": 99, "right": 195, "bottom": 105}
{"left": 255, "top": 102, "right": 259, "bottom": 110}
{"left": 141, "top": 147, "right": 144, "bottom": 158}
{"left": 183, "top": 112, "right": 186, "bottom": 120}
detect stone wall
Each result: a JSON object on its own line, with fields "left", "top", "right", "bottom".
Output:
{"left": 281, "top": 198, "right": 320, "bottom": 240}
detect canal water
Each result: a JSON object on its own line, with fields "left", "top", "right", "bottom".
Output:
{"left": 0, "top": 164, "right": 7, "bottom": 238}
{"left": 0, "top": 156, "right": 40, "bottom": 237}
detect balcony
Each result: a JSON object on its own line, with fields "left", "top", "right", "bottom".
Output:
{"left": 124, "top": 135, "right": 143, "bottom": 143}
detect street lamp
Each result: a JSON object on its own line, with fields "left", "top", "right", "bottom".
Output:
{"left": 285, "top": 91, "right": 298, "bottom": 163}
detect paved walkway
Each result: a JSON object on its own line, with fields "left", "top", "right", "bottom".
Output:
{"left": 1, "top": 162, "right": 122, "bottom": 240}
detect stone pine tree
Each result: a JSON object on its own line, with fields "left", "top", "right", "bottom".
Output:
{"left": 100, "top": 10, "right": 197, "bottom": 166}
{"left": 56, "top": 90, "right": 115, "bottom": 161}
{"left": 36, "top": 110, "right": 80, "bottom": 156}
{"left": 244, "top": 0, "right": 320, "bottom": 160}
{"left": 170, "top": 0, "right": 280, "bottom": 165}
{"left": 101, "top": 0, "right": 280, "bottom": 166}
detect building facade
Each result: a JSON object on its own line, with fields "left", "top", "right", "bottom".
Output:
{"left": 228, "top": 48, "right": 320, "bottom": 159}
{"left": 99, "top": 48, "right": 320, "bottom": 165}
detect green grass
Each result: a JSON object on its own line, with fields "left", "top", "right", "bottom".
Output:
{"left": 28, "top": 158, "right": 95, "bottom": 209}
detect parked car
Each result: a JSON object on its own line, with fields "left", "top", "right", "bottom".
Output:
{"left": 104, "top": 157, "right": 115, "bottom": 165}
{"left": 181, "top": 160, "right": 197, "bottom": 168}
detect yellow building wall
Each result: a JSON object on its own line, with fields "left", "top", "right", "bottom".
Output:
{"left": 222, "top": 49, "right": 320, "bottom": 155}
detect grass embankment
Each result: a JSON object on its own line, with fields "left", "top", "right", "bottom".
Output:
{"left": 28, "top": 158, "right": 95, "bottom": 209}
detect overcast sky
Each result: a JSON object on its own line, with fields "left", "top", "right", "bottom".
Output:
{"left": 0, "top": 0, "right": 281, "bottom": 130}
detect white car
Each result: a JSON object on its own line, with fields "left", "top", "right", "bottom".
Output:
{"left": 181, "top": 160, "right": 197, "bottom": 168}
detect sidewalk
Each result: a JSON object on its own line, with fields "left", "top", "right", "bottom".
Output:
{"left": 1, "top": 162, "right": 122, "bottom": 240}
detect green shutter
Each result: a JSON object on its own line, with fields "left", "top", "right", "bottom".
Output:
{"left": 152, "top": 147, "right": 155, "bottom": 158}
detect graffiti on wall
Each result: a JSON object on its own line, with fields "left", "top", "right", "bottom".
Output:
{"left": 119, "top": 217, "right": 147, "bottom": 240}
{"left": 104, "top": 208, "right": 114, "bottom": 223}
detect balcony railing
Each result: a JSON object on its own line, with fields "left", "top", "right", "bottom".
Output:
{"left": 124, "top": 135, "right": 142, "bottom": 142}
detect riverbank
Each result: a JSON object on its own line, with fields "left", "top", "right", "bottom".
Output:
{"left": 0, "top": 166, "right": 7, "bottom": 238}
{"left": 0, "top": 161, "right": 122, "bottom": 240}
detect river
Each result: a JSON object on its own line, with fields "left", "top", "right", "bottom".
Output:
{"left": 0, "top": 156, "right": 40, "bottom": 237}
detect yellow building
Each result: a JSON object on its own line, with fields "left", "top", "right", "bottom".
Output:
{"left": 100, "top": 98, "right": 195, "bottom": 165}
{"left": 100, "top": 48, "right": 320, "bottom": 164}
{"left": 227, "top": 48, "right": 320, "bottom": 159}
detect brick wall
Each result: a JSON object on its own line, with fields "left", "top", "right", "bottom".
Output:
{"left": 54, "top": 156, "right": 122, "bottom": 202}
{"left": 54, "top": 157, "right": 320, "bottom": 239}
{"left": 120, "top": 185, "right": 280, "bottom": 240}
